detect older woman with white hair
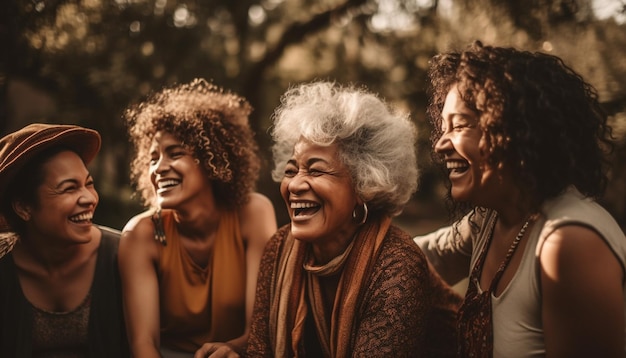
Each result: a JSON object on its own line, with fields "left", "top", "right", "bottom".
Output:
{"left": 246, "top": 81, "right": 461, "bottom": 358}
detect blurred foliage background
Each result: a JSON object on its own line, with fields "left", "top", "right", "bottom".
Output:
{"left": 1, "top": 0, "right": 625, "bottom": 234}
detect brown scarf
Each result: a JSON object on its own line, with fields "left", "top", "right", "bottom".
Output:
{"left": 269, "top": 216, "right": 392, "bottom": 357}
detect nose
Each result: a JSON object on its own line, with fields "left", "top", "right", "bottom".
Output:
{"left": 78, "top": 187, "right": 98, "bottom": 207}
{"left": 434, "top": 131, "right": 452, "bottom": 154}
{"left": 152, "top": 155, "right": 170, "bottom": 174}
{"left": 287, "top": 171, "right": 310, "bottom": 194}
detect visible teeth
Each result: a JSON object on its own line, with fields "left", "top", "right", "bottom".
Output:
{"left": 291, "top": 202, "right": 318, "bottom": 209}
{"left": 70, "top": 213, "right": 92, "bottom": 222}
{"left": 446, "top": 161, "right": 468, "bottom": 169}
{"left": 158, "top": 179, "right": 179, "bottom": 189}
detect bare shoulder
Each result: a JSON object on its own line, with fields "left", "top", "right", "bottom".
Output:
{"left": 238, "top": 192, "right": 277, "bottom": 244}
{"left": 540, "top": 224, "right": 623, "bottom": 282}
{"left": 122, "top": 210, "right": 154, "bottom": 232}
{"left": 541, "top": 225, "right": 616, "bottom": 259}
{"left": 242, "top": 192, "right": 275, "bottom": 212}
{"left": 120, "top": 210, "right": 159, "bottom": 247}
{"left": 238, "top": 192, "right": 276, "bottom": 222}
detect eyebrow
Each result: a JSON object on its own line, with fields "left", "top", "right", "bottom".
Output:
{"left": 165, "top": 144, "right": 185, "bottom": 151}
{"left": 150, "top": 143, "right": 186, "bottom": 154}
{"left": 54, "top": 173, "right": 93, "bottom": 189}
{"left": 442, "top": 109, "right": 475, "bottom": 119}
{"left": 286, "top": 157, "right": 330, "bottom": 166}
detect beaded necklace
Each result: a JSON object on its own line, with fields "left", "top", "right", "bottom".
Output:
{"left": 457, "top": 213, "right": 532, "bottom": 358}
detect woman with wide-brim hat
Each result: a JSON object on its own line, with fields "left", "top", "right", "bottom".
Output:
{"left": 0, "top": 123, "right": 129, "bottom": 357}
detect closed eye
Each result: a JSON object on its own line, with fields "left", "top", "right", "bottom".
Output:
{"left": 63, "top": 185, "right": 78, "bottom": 193}
{"left": 170, "top": 150, "right": 186, "bottom": 158}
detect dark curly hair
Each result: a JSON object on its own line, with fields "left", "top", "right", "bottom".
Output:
{"left": 124, "top": 78, "right": 260, "bottom": 209}
{"left": 428, "top": 41, "right": 614, "bottom": 213}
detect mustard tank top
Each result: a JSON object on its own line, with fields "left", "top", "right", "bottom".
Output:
{"left": 156, "top": 209, "right": 246, "bottom": 352}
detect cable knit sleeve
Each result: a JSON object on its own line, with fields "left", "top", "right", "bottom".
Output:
{"left": 353, "top": 226, "right": 461, "bottom": 358}
{"left": 246, "top": 225, "right": 289, "bottom": 358}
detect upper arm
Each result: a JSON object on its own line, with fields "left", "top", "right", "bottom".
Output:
{"left": 240, "top": 193, "right": 277, "bottom": 332}
{"left": 540, "top": 225, "right": 624, "bottom": 358}
{"left": 118, "top": 213, "right": 162, "bottom": 355}
{"left": 414, "top": 220, "right": 474, "bottom": 285}
{"left": 353, "top": 243, "right": 432, "bottom": 356}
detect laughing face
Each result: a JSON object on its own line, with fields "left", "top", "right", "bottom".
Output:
{"left": 25, "top": 150, "right": 98, "bottom": 244}
{"left": 280, "top": 139, "right": 360, "bottom": 254}
{"left": 435, "top": 85, "right": 500, "bottom": 206}
{"left": 149, "top": 131, "right": 211, "bottom": 209}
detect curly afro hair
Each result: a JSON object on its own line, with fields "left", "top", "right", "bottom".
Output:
{"left": 428, "top": 41, "right": 614, "bottom": 210}
{"left": 125, "top": 78, "right": 260, "bottom": 209}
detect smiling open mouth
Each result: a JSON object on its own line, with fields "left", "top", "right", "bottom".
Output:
{"left": 446, "top": 160, "right": 469, "bottom": 173}
{"left": 69, "top": 212, "right": 93, "bottom": 224}
{"left": 291, "top": 202, "right": 321, "bottom": 216}
{"left": 158, "top": 179, "right": 180, "bottom": 189}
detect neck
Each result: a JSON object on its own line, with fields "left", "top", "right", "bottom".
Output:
{"left": 14, "top": 229, "right": 96, "bottom": 270}
{"left": 173, "top": 204, "right": 222, "bottom": 241}
{"left": 489, "top": 186, "right": 537, "bottom": 228}
{"left": 310, "top": 226, "right": 359, "bottom": 265}
{"left": 495, "top": 206, "right": 531, "bottom": 229}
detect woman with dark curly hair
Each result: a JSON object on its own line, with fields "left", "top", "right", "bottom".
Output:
{"left": 247, "top": 81, "right": 461, "bottom": 357}
{"left": 119, "top": 78, "right": 277, "bottom": 358}
{"left": 414, "top": 41, "right": 626, "bottom": 357}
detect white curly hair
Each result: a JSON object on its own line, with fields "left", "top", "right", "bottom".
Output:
{"left": 270, "top": 81, "right": 419, "bottom": 217}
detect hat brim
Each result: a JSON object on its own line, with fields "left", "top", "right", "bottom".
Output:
{"left": 0, "top": 126, "right": 101, "bottom": 198}
{"left": 0, "top": 124, "right": 101, "bottom": 242}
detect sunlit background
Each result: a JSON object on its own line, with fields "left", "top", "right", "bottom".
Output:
{"left": 1, "top": 0, "right": 625, "bottom": 233}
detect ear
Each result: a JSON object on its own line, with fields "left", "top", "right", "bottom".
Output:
{"left": 12, "top": 201, "right": 32, "bottom": 222}
{"left": 355, "top": 193, "right": 364, "bottom": 206}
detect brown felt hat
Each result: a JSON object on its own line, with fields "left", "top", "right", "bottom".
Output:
{"left": 0, "top": 123, "right": 101, "bottom": 240}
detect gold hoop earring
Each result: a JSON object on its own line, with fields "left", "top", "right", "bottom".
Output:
{"left": 352, "top": 203, "right": 368, "bottom": 225}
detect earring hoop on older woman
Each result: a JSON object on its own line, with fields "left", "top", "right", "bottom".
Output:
{"left": 352, "top": 203, "right": 368, "bottom": 225}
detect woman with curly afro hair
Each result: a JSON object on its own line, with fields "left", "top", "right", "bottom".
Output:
{"left": 415, "top": 41, "right": 626, "bottom": 357}
{"left": 119, "top": 78, "right": 277, "bottom": 358}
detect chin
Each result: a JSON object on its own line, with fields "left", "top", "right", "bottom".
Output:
{"left": 289, "top": 224, "right": 317, "bottom": 243}
{"left": 157, "top": 197, "right": 178, "bottom": 209}
{"left": 68, "top": 234, "right": 93, "bottom": 244}
{"left": 451, "top": 193, "right": 474, "bottom": 205}
{"left": 450, "top": 189, "right": 465, "bottom": 201}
